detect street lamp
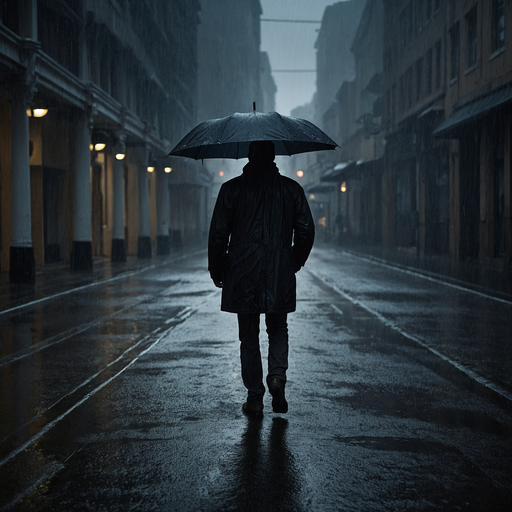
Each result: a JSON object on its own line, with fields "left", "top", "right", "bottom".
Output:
{"left": 296, "top": 170, "right": 304, "bottom": 178}
{"left": 26, "top": 108, "right": 48, "bottom": 118}
{"left": 340, "top": 182, "right": 347, "bottom": 193}
{"left": 115, "top": 141, "right": 126, "bottom": 160}
{"left": 164, "top": 167, "right": 172, "bottom": 173}
{"left": 147, "top": 166, "right": 155, "bottom": 173}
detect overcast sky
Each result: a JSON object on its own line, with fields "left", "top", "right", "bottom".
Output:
{"left": 260, "top": 0, "right": 346, "bottom": 116}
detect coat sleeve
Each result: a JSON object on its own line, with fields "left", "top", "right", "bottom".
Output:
{"left": 291, "top": 187, "right": 315, "bottom": 272}
{"left": 208, "top": 183, "right": 233, "bottom": 283}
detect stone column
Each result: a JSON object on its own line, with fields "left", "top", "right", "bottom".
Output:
{"left": 137, "top": 163, "right": 151, "bottom": 258}
{"left": 10, "top": 92, "right": 35, "bottom": 285}
{"left": 70, "top": 111, "right": 93, "bottom": 272}
{"left": 156, "top": 168, "right": 170, "bottom": 255}
{"left": 111, "top": 156, "right": 126, "bottom": 262}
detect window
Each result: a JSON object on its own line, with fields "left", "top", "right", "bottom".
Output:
{"left": 435, "top": 40, "right": 442, "bottom": 89}
{"left": 0, "top": 0, "right": 19, "bottom": 33}
{"left": 426, "top": 47, "right": 433, "bottom": 95}
{"left": 415, "top": 57, "right": 423, "bottom": 101}
{"left": 466, "top": 6, "right": 477, "bottom": 67}
{"left": 450, "top": 22, "right": 460, "bottom": 81}
{"left": 492, "top": 0, "right": 505, "bottom": 53}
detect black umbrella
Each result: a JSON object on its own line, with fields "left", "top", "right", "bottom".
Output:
{"left": 169, "top": 111, "right": 338, "bottom": 160}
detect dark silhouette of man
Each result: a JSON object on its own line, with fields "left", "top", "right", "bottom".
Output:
{"left": 208, "top": 140, "right": 314, "bottom": 417}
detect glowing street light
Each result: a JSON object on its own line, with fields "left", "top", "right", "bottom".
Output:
{"left": 296, "top": 170, "right": 304, "bottom": 178}
{"left": 164, "top": 167, "right": 172, "bottom": 173}
{"left": 27, "top": 108, "right": 48, "bottom": 118}
{"left": 340, "top": 182, "right": 347, "bottom": 193}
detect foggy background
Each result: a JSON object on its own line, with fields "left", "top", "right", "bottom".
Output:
{"left": 260, "top": 0, "right": 349, "bottom": 116}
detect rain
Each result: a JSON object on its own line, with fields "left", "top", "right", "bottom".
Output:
{"left": 1, "top": 0, "right": 512, "bottom": 510}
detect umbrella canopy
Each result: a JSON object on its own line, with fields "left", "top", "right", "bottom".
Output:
{"left": 169, "top": 111, "right": 338, "bottom": 160}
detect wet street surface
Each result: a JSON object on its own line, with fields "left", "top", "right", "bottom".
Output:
{"left": 1, "top": 248, "right": 511, "bottom": 511}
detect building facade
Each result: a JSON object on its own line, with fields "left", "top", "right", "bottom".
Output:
{"left": 315, "top": 0, "right": 367, "bottom": 140}
{"left": 0, "top": 0, "right": 202, "bottom": 284}
{"left": 383, "top": 0, "right": 512, "bottom": 270}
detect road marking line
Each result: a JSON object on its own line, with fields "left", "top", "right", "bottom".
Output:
{"left": 0, "top": 249, "right": 207, "bottom": 318}
{"left": 0, "top": 463, "right": 64, "bottom": 512}
{"left": 331, "top": 304, "right": 344, "bottom": 316}
{"left": 0, "top": 303, "right": 136, "bottom": 368}
{"left": 308, "top": 268, "right": 512, "bottom": 403}
{"left": 337, "top": 249, "right": 512, "bottom": 306}
{"left": 0, "top": 324, "right": 175, "bottom": 469}
{"left": 0, "top": 285, "right": 218, "bottom": 468}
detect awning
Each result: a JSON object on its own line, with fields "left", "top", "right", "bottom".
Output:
{"left": 305, "top": 183, "right": 335, "bottom": 194}
{"left": 434, "top": 86, "right": 512, "bottom": 137}
{"left": 418, "top": 100, "right": 444, "bottom": 119}
{"left": 355, "top": 157, "right": 383, "bottom": 174}
{"left": 320, "top": 161, "right": 355, "bottom": 182}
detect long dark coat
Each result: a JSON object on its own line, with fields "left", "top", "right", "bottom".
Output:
{"left": 208, "top": 162, "right": 314, "bottom": 314}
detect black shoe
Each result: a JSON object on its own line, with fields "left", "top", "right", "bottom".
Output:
{"left": 242, "top": 402, "right": 263, "bottom": 418}
{"left": 267, "top": 377, "right": 288, "bottom": 414}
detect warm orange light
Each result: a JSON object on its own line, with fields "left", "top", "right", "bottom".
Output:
{"left": 219, "top": 171, "right": 224, "bottom": 177}
{"left": 296, "top": 170, "right": 304, "bottom": 178}
{"left": 147, "top": 166, "right": 155, "bottom": 173}
{"left": 115, "top": 153, "right": 125, "bottom": 160}
{"left": 164, "top": 167, "right": 172, "bottom": 173}
{"left": 33, "top": 108, "right": 48, "bottom": 118}
{"left": 94, "top": 143, "right": 106, "bottom": 151}
{"left": 340, "top": 182, "right": 347, "bottom": 193}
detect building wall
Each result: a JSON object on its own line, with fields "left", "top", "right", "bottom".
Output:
{"left": 315, "top": 0, "right": 367, "bottom": 136}
{"left": 0, "top": 0, "right": 201, "bottom": 275}
{"left": 381, "top": 0, "right": 512, "bottom": 270}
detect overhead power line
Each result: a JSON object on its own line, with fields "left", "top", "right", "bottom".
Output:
{"left": 272, "top": 69, "right": 316, "bottom": 73}
{"left": 261, "top": 18, "right": 322, "bottom": 24}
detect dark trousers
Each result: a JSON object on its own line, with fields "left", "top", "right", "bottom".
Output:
{"left": 237, "top": 312, "right": 288, "bottom": 405}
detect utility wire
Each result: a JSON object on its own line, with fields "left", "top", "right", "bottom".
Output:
{"left": 261, "top": 18, "right": 322, "bottom": 24}
{"left": 272, "top": 70, "right": 316, "bottom": 73}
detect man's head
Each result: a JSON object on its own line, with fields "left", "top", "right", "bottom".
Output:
{"left": 248, "top": 141, "right": 275, "bottom": 166}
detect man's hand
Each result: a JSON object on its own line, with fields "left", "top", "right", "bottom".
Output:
{"left": 213, "top": 280, "right": 223, "bottom": 288}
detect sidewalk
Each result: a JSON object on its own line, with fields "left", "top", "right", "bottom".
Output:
{"left": 331, "top": 242, "right": 512, "bottom": 302}
{"left": 0, "top": 250, "right": 195, "bottom": 314}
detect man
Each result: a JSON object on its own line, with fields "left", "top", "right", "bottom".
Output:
{"left": 208, "top": 140, "right": 314, "bottom": 418}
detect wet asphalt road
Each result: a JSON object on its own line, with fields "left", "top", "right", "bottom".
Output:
{"left": 0, "top": 248, "right": 511, "bottom": 511}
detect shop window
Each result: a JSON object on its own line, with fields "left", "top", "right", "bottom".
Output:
{"left": 466, "top": 6, "right": 477, "bottom": 67}
{"left": 449, "top": 22, "right": 460, "bottom": 81}
{"left": 492, "top": 0, "right": 505, "bottom": 53}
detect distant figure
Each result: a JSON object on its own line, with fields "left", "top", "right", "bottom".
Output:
{"left": 208, "top": 141, "right": 315, "bottom": 417}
